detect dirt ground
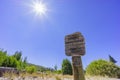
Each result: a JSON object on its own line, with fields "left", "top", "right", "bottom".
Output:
{"left": 0, "top": 76, "right": 120, "bottom": 80}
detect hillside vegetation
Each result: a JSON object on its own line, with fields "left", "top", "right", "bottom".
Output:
{"left": 86, "top": 59, "right": 120, "bottom": 78}
{"left": 0, "top": 49, "right": 120, "bottom": 79}
{"left": 0, "top": 49, "right": 53, "bottom": 73}
{"left": 0, "top": 50, "right": 26, "bottom": 70}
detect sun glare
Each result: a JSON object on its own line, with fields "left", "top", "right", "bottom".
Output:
{"left": 32, "top": 0, "right": 47, "bottom": 16}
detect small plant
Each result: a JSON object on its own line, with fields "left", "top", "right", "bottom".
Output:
{"left": 55, "top": 76, "right": 61, "bottom": 80}
{"left": 19, "top": 72, "right": 26, "bottom": 79}
{"left": 54, "top": 70, "right": 62, "bottom": 74}
{"left": 25, "top": 66, "right": 36, "bottom": 74}
{"left": 3, "top": 71, "right": 17, "bottom": 80}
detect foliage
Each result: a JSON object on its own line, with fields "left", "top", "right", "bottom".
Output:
{"left": 62, "top": 59, "right": 72, "bottom": 75}
{"left": 0, "top": 49, "right": 27, "bottom": 70}
{"left": 2, "top": 56, "right": 17, "bottom": 67}
{"left": 13, "top": 51, "right": 22, "bottom": 61}
{"left": 0, "top": 50, "right": 7, "bottom": 66}
{"left": 109, "top": 55, "right": 117, "bottom": 63}
{"left": 86, "top": 59, "right": 120, "bottom": 78}
{"left": 54, "top": 70, "right": 62, "bottom": 74}
{"left": 0, "top": 49, "right": 53, "bottom": 74}
{"left": 25, "top": 66, "right": 36, "bottom": 74}
{"left": 27, "top": 63, "right": 54, "bottom": 72}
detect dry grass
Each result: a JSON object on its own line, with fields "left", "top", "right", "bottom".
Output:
{"left": 0, "top": 72, "right": 120, "bottom": 80}
{"left": 86, "top": 76, "right": 120, "bottom": 80}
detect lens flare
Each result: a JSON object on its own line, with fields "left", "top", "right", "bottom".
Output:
{"left": 31, "top": 0, "right": 47, "bottom": 16}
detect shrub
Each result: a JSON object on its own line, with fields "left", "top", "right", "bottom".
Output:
{"left": 25, "top": 66, "right": 36, "bottom": 74}
{"left": 86, "top": 59, "right": 120, "bottom": 78}
{"left": 55, "top": 76, "right": 61, "bottom": 80}
{"left": 0, "top": 50, "right": 27, "bottom": 70}
{"left": 62, "top": 59, "right": 72, "bottom": 75}
{"left": 54, "top": 70, "right": 62, "bottom": 74}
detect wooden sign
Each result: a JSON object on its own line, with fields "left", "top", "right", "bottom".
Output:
{"left": 65, "top": 32, "right": 85, "bottom": 56}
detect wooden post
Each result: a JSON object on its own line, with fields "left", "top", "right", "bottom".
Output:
{"left": 72, "top": 56, "right": 85, "bottom": 80}
{"left": 65, "top": 32, "right": 86, "bottom": 80}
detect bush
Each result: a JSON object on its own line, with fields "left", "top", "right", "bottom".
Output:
{"left": 86, "top": 59, "right": 120, "bottom": 78}
{"left": 0, "top": 50, "right": 27, "bottom": 70}
{"left": 62, "top": 59, "right": 72, "bottom": 75}
{"left": 54, "top": 70, "right": 62, "bottom": 74}
{"left": 55, "top": 76, "right": 61, "bottom": 80}
{"left": 25, "top": 66, "right": 36, "bottom": 74}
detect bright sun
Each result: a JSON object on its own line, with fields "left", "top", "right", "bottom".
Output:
{"left": 31, "top": 0, "right": 47, "bottom": 16}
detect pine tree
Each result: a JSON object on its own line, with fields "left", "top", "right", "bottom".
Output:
{"left": 62, "top": 59, "right": 73, "bottom": 75}
{"left": 109, "top": 55, "right": 117, "bottom": 63}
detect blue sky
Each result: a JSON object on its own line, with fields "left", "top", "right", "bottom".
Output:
{"left": 0, "top": 0, "right": 120, "bottom": 69}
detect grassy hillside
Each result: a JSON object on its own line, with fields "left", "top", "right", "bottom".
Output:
{"left": 27, "top": 63, "right": 54, "bottom": 72}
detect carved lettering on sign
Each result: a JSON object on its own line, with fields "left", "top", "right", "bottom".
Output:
{"left": 65, "top": 32, "right": 85, "bottom": 56}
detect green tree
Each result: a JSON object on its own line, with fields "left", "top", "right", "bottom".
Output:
{"left": 1, "top": 56, "right": 17, "bottom": 67}
{"left": 13, "top": 51, "right": 22, "bottom": 61}
{"left": 0, "top": 49, "right": 27, "bottom": 70}
{"left": 8, "top": 56, "right": 17, "bottom": 67}
{"left": 1, "top": 56, "right": 9, "bottom": 67}
{"left": 109, "top": 55, "right": 117, "bottom": 63}
{"left": 0, "top": 50, "right": 7, "bottom": 66}
{"left": 17, "top": 60, "right": 23, "bottom": 70}
{"left": 62, "top": 59, "right": 72, "bottom": 75}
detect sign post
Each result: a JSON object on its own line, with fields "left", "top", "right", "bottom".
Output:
{"left": 65, "top": 32, "right": 85, "bottom": 80}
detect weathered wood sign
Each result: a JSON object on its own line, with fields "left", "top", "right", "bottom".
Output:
{"left": 65, "top": 32, "right": 85, "bottom": 56}
{"left": 65, "top": 32, "right": 86, "bottom": 80}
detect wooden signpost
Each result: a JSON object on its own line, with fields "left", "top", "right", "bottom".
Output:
{"left": 65, "top": 32, "right": 85, "bottom": 80}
